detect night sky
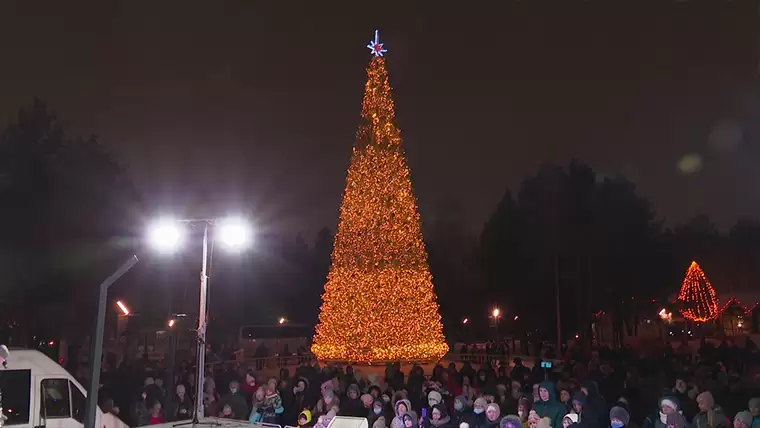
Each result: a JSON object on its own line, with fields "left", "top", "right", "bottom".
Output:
{"left": 2, "top": 0, "right": 760, "bottom": 239}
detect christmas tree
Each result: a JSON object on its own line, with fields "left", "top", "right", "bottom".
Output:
{"left": 311, "top": 31, "right": 448, "bottom": 362}
{"left": 677, "top": 261, "right": 719, "bottom": 322}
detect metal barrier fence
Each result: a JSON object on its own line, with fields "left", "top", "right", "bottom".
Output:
{"left": 205, "top": 352, "right": 524, "bottom": 372}
{"left": 206, "top": 354, "right": 317, "bottom": 372}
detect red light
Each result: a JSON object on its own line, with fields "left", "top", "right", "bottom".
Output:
{"left": 514, "top": 315, "right": 519, "bottom": 321}
{"left": 59, "top": 358, "right": 64, "bottom": 364}
{"left": 651, "top": 299, "right": 656, "bottom": 303}
{"left": 48, "top": 341, "right": 55, "bottom": 346}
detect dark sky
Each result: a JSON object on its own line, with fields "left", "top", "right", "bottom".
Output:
{"left": 2, "top": 0, "right": 760, "bottom": 239}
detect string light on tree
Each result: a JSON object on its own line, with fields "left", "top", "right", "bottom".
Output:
{"left": 677, "top": 261, "right": 719, "bottom": 322}
{"left": 311, "top": 31, "right": 448, "bottom": 362}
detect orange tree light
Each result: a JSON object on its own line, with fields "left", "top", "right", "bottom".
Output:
{"left": 311, "top": 39, "right": 448, "bottom": 363}
{"left": 677, "top": 261, "right": 719, "bottom": 322}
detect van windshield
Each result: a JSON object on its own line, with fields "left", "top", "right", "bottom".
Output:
{"left": 0, "top": 369, "right": 31, "bottom": 425}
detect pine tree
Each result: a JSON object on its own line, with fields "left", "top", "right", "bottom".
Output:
{"left": 311, "top": 34, "right": 448, "bottom": 362}
{"left": 677, "top": 261, "right": 719, "bottom": 322}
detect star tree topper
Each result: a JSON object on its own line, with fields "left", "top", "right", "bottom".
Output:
{"left": 367, "top": 30, "right": 387, "bottom": 57}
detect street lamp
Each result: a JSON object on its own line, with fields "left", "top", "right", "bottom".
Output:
{"left": 491, "top": 307, "right": 501, "bottom": 346}
{"left": 462, "top": 318, "right": 468, "bottom": 325}
{"left": 278, "top": 317, "right": 287, "bottom": 325}
{"left": 146, "top": 216, "right": 252, "bottom": 421}
{"left": 84, "top": 256, "right": 139, "bottom": 428}
{"left": 116, "top": 300, "right": 130, "bottom": 316}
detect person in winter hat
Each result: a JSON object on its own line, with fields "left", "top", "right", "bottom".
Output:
{"left": 341, "top": 384, "right": 365, "bottom": 417}
{"left": 429, "top": 391, "right": 444, "bottom": 407}
{"left": 693, "top": 391, "right": 728, "bottom": 428}
{"left": 167, "top": 384, "right": 193, "bottom": 421}
{"left": 748, "top": 398, "right": 760, "bottom": 428}
{"left": 403, "top": 414, "right": 419, "bottom": 428}
{"left": 453, "top": 395, "right": 475, "bottom": 428}
{"left": 426, "top": 404, "right": 454, "bottom": 428}
{"left": 392, "top": 399, "right": 417, "bottom": 428}
{"left": 299, "top": 410, "right": 314, "bottom": 428}
{"left": 219, "top": 380, "right": 249, "bottom": 421}
{"left": 313, "top": 392, "right": 340, "bottom": 428}
{"left": 261, "top": 378, "right": 284, "bottom": 423}
{"left": 666, "top": 413, "right": 687, "bottom": 428}
{"left": 735, "top": 411, "right": 754, "bottom": 428}
{"left": 562, "top": 414, "right": 579, "bottom": 428}
{"left": 570, "top": 391, "right": 597, "bottom": 428}
{"left": 610, "top": 407, "right": 630, "bottom": 428}
{"left": 672, "top": 378, "right": 697, "bottom": 422}
{"left": 370, "top": 398, "right": 388, "bottom": 428}
{"left": 643, "top": 396, "right": 681, "bottom": 428}
{"left": 288, "top": 377, "right": 313, "bottom": 426}
{"left": 474, "top": 398, "right": 489, "bottom": 427}
{"left": 533, "top": 382, "right": 565, "bottom": 428}
{"left": 484, "top": 403, "right": 502, "bottom": 428}
{"left": 502, "top": 415, "right": 523, "bottom": 428}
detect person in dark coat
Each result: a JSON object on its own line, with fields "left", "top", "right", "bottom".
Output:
{"left": 341, "top": 384, "right": 366, "bottom": 417}
{"left": 581, "top": 381, "right": 608, "bottom": 428}
{"left": 426, "top": 404, "right": 455, "bottom": 428}
{"left": 219, "top": 380, "right": 249, "bottom": 421}
{"left": 166, "top": 384, "right": 193, "bottom": 421}
{"left": 453, "top": 395, "right": 476, "bottom": 428}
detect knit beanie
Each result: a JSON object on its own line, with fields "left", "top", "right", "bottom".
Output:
{"left": 474, "top": 397, "right": 488, "bottom": 409}
{"left": 501, "top": 415, "right": 522, "bottom": 428}
{"left": 735, "top": 411, "right": 754, "bottom": 427}
{"left": 487, "top": 403, "right": 501, "bottom": 419}
{"left": 563, "top": 414, "right": 579, "bottom": 425}
{"left": 429, "top": 390, "right": 443, "bottom": 406}
{"left": 749, "top": 397, "right": 760, "bottom": 410}
{"left": 659, "top": 396, "right": 680, "bottom": 412}
{"left": 697, "top": 391, "right": 714, "bottom": 409}
{"left": 572, "top": 391, "right": 586, "bottom": 406}
{"left": 537, "top": 417, "right": 552, "bottom": 428}
{"left": 666, "top": 412, "right": 687, "bottom": 428}
{"left": 609, "top": 406, "right": 630, "bottom": 426}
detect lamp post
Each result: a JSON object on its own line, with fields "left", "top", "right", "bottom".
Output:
{"left": 146, "top": 216, "right": 252, "bottom": 421}
{"left": 83, "top": 255, "right": 139, "bottom": 428}
{"left": 491, "top": 308, "right": 501, "bottom": 346}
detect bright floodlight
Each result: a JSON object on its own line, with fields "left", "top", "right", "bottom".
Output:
{"left": 217, "top": 217, "right": 252, "bottom": 251}
{"left": 147, "top": 218, "right": 184, "bottom": 253}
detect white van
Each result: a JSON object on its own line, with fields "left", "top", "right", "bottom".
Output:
{"left": 0, "top": 349, "right": 128, "bottom": 428}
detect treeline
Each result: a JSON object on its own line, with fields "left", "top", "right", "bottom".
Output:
{"left": 1, "top": 100, "right": 758, "bottom": 347}
{"left": 426, "top": 162, "right": 760, "bottom": 343}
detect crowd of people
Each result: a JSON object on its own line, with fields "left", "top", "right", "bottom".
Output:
{"left": 96, "top": 338, "right": 760, "bottom": 428}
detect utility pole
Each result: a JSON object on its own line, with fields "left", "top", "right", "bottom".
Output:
{"left": 555, "top": 254, "right": 561, "bottom": 356}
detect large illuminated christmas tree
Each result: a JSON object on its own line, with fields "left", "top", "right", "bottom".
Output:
{"left": 311, "top": 31, "right": 448, "bottom": 362}
{"left": 677, "top": 261, "right": 719, "bottom": 322}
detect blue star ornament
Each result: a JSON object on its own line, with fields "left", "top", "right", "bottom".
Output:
{"left": 367, "top": 30, "right": 387, "bottom": 57}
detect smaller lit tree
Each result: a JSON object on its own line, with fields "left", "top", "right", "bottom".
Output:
{"left": 676, "top": 261, "right": 719, "bottom": 322}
